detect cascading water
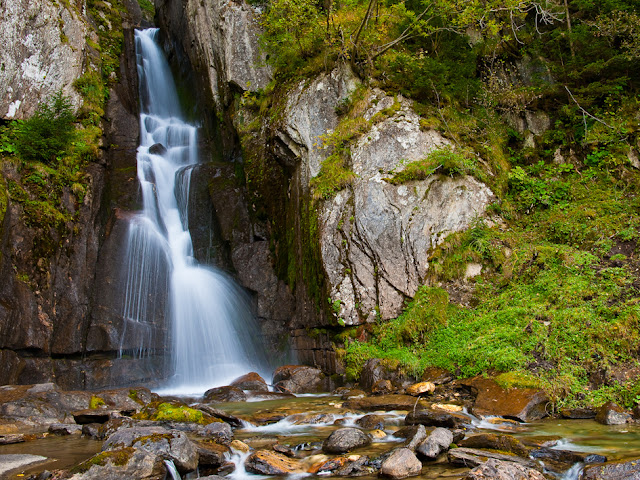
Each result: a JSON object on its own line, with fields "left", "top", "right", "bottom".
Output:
{"left": 119, "top": 28, "right": 268, "bottom": 395}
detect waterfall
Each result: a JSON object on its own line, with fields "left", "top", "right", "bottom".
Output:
{"left": 119, "top": 28, "right": 268, "bottom": 395}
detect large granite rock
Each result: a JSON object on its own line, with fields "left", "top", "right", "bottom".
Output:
{"left": 465, "top": 458, "right": 546, "bottom": 480}
{"left": 380, "top": 448, "right": 422, "bottom": 479}
{"left": 322, "top": 427, "right": 371, "bottom": 453}
{"left": 581, "top": 457, "right": 640, "bottom": 479}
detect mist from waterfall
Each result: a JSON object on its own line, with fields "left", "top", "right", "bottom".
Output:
{"left": 119, "top": 28, "right": 269, "bottom": 395}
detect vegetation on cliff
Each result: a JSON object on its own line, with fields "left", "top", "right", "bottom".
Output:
{"left": 254, "top": 0, "right": 640, "bottom": 408}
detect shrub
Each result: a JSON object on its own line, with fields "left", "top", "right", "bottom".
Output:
{"left": 14, "top": 91, "right": 76, "bottom": 165}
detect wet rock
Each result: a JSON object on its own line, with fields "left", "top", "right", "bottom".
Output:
{"left": 273, "top": 444, "right": 295, "bottom": 457}
{"left": 529, "top": 447, "right": 605, "bottom": 474}
{"left": 314, "top": 456, "right": 350, "bottom": 474}
{"left": 465, "top": 458, "right": 546, "bottom": 480}
{"left": 448, "top": 447, "right": 541, "bottom": 471}
{"left": 405, "top": 408, "right": 469, "bottom": 428}
{"left": 581, "top": 457, "right": 640, "bottom": 479}
{"left": 245, "top": 450, "right": 304, "bottom": 475}
{"left": 246, "top": 391, "right": 296, "bottom": 401}
{"left": 560, "top": 407, "right": 596, "bottom": 419}
{"left": 287, "top": 413, "right": 335, "bottom": 425}
{"left": 416, "top": 427, "right": 453, "bottom": 459}
{"left": 231, "top": 440, "right": 251, "bottom": 453}
{"left": 462, "top": 378, "right": 549, "bottom": 422}
{"left": 231, "top": 372, "right": 269, "bottom": 392}
{"left": 202, "top": 422, "right": 233, "bottom": 444}
{"left": 98, "top": 417, "right": 137, "bottom": 441}
{"left": 0, "top": 433, "right": 25, "bottom": 445}
{"left": 272, "top": 365, "right": 325, "bottom": 393}
{"left": 48, "top": 424, "right": 83, "bottom": 435}
{"left": 148, "top": 143, "right": 167, "bottom": 155}
{"left": 341, "top": 388, "right": 367, "bottom": 400}
{"left": 356, "top": 414, "right": 386, "bottom": 430}
{"left": 344, "top": 394, "right": 426, "bottom": 412}
{"left": 335, "top": 455, "right": 373, "bottom": 476}
{"left": 402, "top": 425, "right": 427, "bottom": 451}
{"left": 196, "top": 441, "right": 229, "bottom": 467}
{"left": 594, "top": 402, "right": 631, "bottom": 425}
{"left": 323, "top": 427, "right": 372, "bottom": 453}
{"left": 204, "top": 386, "right": 247, "bottom": 403}
{"left": 633, "top": 404, "right": 640, "bottom": 420}
{"left": 459, "top": 433, "right": 530, "bottom": 457}
{"left": 103, "top": 426, "right": 198, "bottom": 471}
{"left": 380, "top": 448, "right": 422, "bottom": 479}
{"left": 406, "top": 382, "right": 436, "bottom": 396}
{"left": 195, "top": 404, "right": 243, "bottom": 427}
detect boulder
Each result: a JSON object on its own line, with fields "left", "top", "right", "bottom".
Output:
{"left": 68, "top": 448, "right": 162, "bottom": 479}
{"left": 372, "top": 379, "right": 394, "bottom": 395}
{"left": 231, "top": 372, "right": 269, "bottom": 392}
{"left": 73, "top": 409, "right": 117, "bottom": 425}
{"left": 344, "top": 395, "right": 426, "bottom": 412}
{"left": 397, "top": 425, "right": 427, "bottom": 451}
{"left": 465, "top": 458, "right": 546, "bottom": 480}
{"left": 194, "top": 404, "right": 243, "bottom": 427}
{"left": 581, "top": 457, "right": 640, "bottom": 479}
{"left": 405, "top": 408, "right": 469, "bottom": 428}
{"left": 103, "top": 426, "right": 198, "bottom": 472}
{"left": 287, "top": 413, "right": 335, "bottom": 425}
{"left": 48, "top": 423, "right": 83, "bottom": 435}
{"left": 560, "top": 407, "right": 596, "bottom": 419}
{"left": 594, "top": 402, "right": 631, "bottom": 425}
{"left": 421, "top": 367, "right": 454, "bottom": 385}
{"left": 203, "top": 386, "right": 247, "bottom": 403}
{"left": 148, "top": 143, "right": 167, "bottom": 155}
{"left": 202, "top": 422, "right": 233, "bottom": 444}
{"left": 0, "top": 454, "right": 47, "bottom": 477}
{"left": 196, "top": 442, "right": 229, "bottom": 467}
{"left": 416, "top": 427, "right": 453, "bottom": 459}
{"left": 462, "top": 378, "right": 549, "bottom": 422}
{"left": 356, "top": 414, "right": 386, "bottom": 430}
{"left": 406, "top": 382, "right": 436, "bottom": 396}
{"left": 245, "top": 450, "right": 304, "bottom": 475}
{"left": 82, "top": 423, "right": 102, "bottom": 439}
{"left": 272, "top": 365, "right": 325, "bottom": 393}
{"left": 380, "top": 448, "right": 422, "bottom": 479}
{"left": 323, "top": 427, "right": 371, "bottom": 453}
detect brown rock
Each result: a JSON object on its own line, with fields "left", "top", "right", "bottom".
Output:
{"left": 462, "top": 378, "right": 549, "bottom": 422}
{"left": 465, "top": 458, "right": 546, "bottom": 480}
{"left": 231, "top": 372, "right": 269, "bottom": 392}
{"left": 406, "top": 382, "right": 436, "bottom": 396}
{"left": 196, "top": 441, "right": 230, "bottom": 467}
{"left": 356, "top": 414, "right": 386, "bottom": 430}
{"left": 459, "top": 433, "right": 530, "bottom": 457}
{"left": 380, "top": 448, "right": 422, "bottom": 479}
{"left": 405, "top": 408, "right": 470, "bottom": 428}
{"left": 204, "top": 386, "right": 247, "bottom": 403}
{"left": 594, "top": 401, "right": 631, "bottom": 425}
{"left": 448, "top": 448, "right": 541, "bottom": 471}
{"left": 287, "top": 413, "right": 335, "bottom": 425}
{"left": 560, "top": 407, "right": 596, "bottom": 419}
{"left": 344, "top": 395, "right": 427, "bottom": 412}
{"left": 245, "top": 450, "right": 304, "bottom": 475}
{"left": 323, "top": 427, "right": 371, "bottom": 453}
{"left": 421, "top": 367, "right": 454, "bottom": 385}
{"left": 372, "top": 379, "right": 394, "bottom": 395}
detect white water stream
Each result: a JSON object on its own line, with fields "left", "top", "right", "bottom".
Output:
{"left": 119, "top": 28, "right": 268, "bottom": 395}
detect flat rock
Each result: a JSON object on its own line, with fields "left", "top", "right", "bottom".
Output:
{"left": 465, "top": 458, "right": 546, "bottom": 480}
{"left": 0, "top": 454, "right": 48, "bottom": 476}
{"left": 380, "top": 448, "right": 422, "bottom": 479}
{"left": 462, "top": 378, "right": 549, "bottom": 422}
{"left": 560, "top": 407, "right": 596, "bottom": 419}
{"left": 0, "top": 434, "right": 25, "bottom": 445}
{"left": 245, "top": 450, "right": 304, "bottom": 475}
{"left": 595, "top": 402, "right": 631, "bottom": 425}
{"left": 406, "top": 382, "right": 436, "bottom": 396}
{"left": 448, "top": 447, "right": 541, "bottom": 471}
{"left": 356, "top": 414, "right": 386, "bottom": 430}
{"left": 581, "top": 457, "right": 640, "bottom": 479}
{"left": 195, "top": 404, "right": 243, "bottom": 427}
{"left": 459, "top": 433, "right": 530, "bottom": 457}
{"left": 343, "top": 395, "right": 427, "bottom": 412}
{"left": 416, "top": 427, "right": 453, "bottom": 459}
{"left": 287, "top": 413, "right": 335, "bottom": 425}
{"left": 323, "top": 427, "right": 371, "bottom": 453}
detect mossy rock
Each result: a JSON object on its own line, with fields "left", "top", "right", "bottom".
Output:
{"left": 134, "top": 401, "right": 218, "bottom": 424}
{"left": 71, "top": 447, "right": 136, "bottom": 474}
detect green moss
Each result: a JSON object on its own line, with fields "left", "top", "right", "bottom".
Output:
{"left": 134, "top": 402, "right": 216, "bottom": 424}
{"left": 494, "top": 371, "right": 542, "bottom": 390}
{"left": 89, "top": 395, "right": 106, "bottom": 409}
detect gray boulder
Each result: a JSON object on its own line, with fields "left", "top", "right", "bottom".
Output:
{"left": 594, "top": 402, "right": 631, "bottom": 425}
{"left": 323, "top": 427, "right": 371, "bottom": 453}
{"left": 416, "top": 427, "right": 453, "bottom": 459}
{"left": 465, "top": 458, "right": 546, "bottom": 480}
{"left": 380, "top": 448, "right": 422, "bottom": 479}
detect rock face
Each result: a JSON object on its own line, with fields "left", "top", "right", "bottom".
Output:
{"left": 0, "top": 0, "right": 88, "bottom": 119}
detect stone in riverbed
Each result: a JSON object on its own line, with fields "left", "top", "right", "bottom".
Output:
{"left": 406, "top": 382, "right": 436, "bottom": 396}
{"left": 448, "top": 447, "right": 542, "bottom": 471}
{"left": 401, "top": 425, "right": 427, "bottom": 451}
{"left": 344, "top": 394, "right": 427, "bottom": 412}
{"left": 0, "top": 434, "right": 25, "bottom": 445}
{"left": 459, "top": 433, "right": 530, "bottom": 457}
{"left": 48, "top": 423, "right": 83, "bottom": 435}
{"left": 194, "top": 404, "right": 243, "bottom": 427}
{"left": 287, "top": 412, "right": 335, "bottom": 425}
{"left": 465, "top": 458, "right": 546, "bottom": 480}
{"left": 560, "top": 407, "right": 596, "bottom": 419}
{"left": 202, "top": 421, "right": 233, "bottom": 444}
{"left": 230, "top": 372, "right": 269, "bottom": 392}
{"left": 461, "top": 378, "right": 549, "bottom": 422}
{"left": 416, "top": 427, "right": 453, "bottom": 459}
{"left": 68, "top": 448, "right": 161, "bottom": 479}
{"left": 272, "top": 365, "right": 325, "bottom": 393}
{"left": 245, "top": 450, "right": 304, "bottom": 475}
{"left": 356, "top": 414, "right": 386, "bottom": 430}
{"left": 73, "top": 409, "right": 117, "bottom": 425}
{"left": 594, "top": 401, "right": 631, "bottom": 425}
{"left": 372, "top": 379, "right": 394, "bottom": 395}
{"left": 196, "top": 441, "right": 229, "bottom": 467}
{"left": 148, "top": 143, "right": 167, "bottom": 155}
{"left": 0, "top": 454, "right": 48, "bottom": 477}
{"left": 581, "top": 457, "right": 640, "bottom": 479}
{"left": 323, "top": 427, "right": 371, "bottom": 453}
{"left": 405, "top": 408, "right": 469, "bottom": 428}
{"left": 380, "top": 448, "right": 422, "bottom": 479}
{"left": 203, "top": 386, "right": 247, "bottom": 403}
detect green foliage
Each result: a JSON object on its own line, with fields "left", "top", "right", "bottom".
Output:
{"left": 386, "top": 147, "right": 484, "bottom": 184}
{"left": 13, "top": 91, "right": 76, "bottom": 165}
{"left": 137, "top": 0, "right": 155, "bottom": 19}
